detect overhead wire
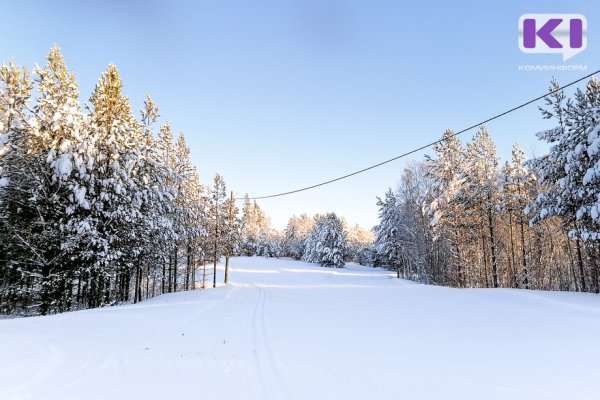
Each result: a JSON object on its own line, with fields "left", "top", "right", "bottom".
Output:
{"left": 239, "top": 68, "right": 600, "bottom": 201}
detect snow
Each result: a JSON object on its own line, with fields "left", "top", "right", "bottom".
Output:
{"left": 53, "top": 153, "right": 72, "bottom": 178}
{"left": 1, "top": 256, "right": 600, "bottom": 400}
{"left": 74, "top": 186, "right": 89, "bottom": 209}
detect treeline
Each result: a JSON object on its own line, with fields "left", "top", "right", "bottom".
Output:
{"left": 281, "top": 212, "right": 372, "bottom": 267}
{"left": 0, "top": 47, "right": 239, "bottom": 315}
{"left": 373, "top": 77, "right": 600, "bottom": 293}
{"left": 239, "top": 199, "right": 373, "bottom": 267}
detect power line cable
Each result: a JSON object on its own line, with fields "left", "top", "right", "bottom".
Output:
{"left": 240, "top": 68, "right": 600, "bottom": 201}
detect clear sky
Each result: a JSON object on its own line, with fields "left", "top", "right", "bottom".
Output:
{"left": 2, "top": 0, "right": 598, "bottom": 229}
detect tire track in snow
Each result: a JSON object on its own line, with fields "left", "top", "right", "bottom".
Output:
{"left": 248, "top": 282, "right": 287, "bottom": 399}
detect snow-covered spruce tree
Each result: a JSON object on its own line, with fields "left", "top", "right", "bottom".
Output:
{"left": 425, "top": 129, "right": 466, "bottom": 286}
{"left": 374, "top": 164, "right": 434, "bottom": 281}
{"left": 373, "top": 189, "right": 402, "bottom": 273}
{"left": 397, "top": 163, "right": 435, "bottom": 282}
{"left": 0, "top": 61, "right": 33, "bottom": 314}
{"left": 302, "top": 213, "right": 346, "bottom": 267}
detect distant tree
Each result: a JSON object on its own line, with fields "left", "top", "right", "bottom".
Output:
{"left": 240, "top": 195, "right": 271, "bottom": 256}
{"left": 282, "top": 214, "right": 314, "bottom": 260}
{"left": 345, "top": 224, "right": 374, "bottom": 265}
{"left": 373, "top": 189, "right": 402, "bottom": 273}
{"left": 303, "top": 213, "right": 346, "bottom": 267}
{"left": 207, "top": 174, "right": 228, "bottom": 287}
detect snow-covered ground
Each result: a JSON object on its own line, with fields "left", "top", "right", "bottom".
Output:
{"left": 1, "top": 257, "right": 600, "bottom": 400}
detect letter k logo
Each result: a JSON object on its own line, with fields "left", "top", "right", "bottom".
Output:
{"left": 523, "top": 18, "right": 562, "bottom": 48}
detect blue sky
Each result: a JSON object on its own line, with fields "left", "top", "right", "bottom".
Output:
{"left": 2, "top": 0, "right": 598, "bottom": 229}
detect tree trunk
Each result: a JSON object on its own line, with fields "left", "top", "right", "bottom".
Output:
{"left": 225, "top": 256, "right": 230, "bottom": 284}
{"left": 575, "top": 237, "right": 587, "bottom": 292}
{"left": 173, "top": 246, "right": 178, "bottom": 293}
{"left": 481, "top": 229, "right": 489, "bottom": 288}
{"left": 487, "top": 207, "right": 499, "bottom": 288}
{"left": 519, "top": 217, "right": 529, "bottom": 289}
{"left": 224, "top": 191, "right": 234, "bottom": 285}
{"left": 202, "top": 260, "right": 207, "bottom": 289}
{"left": 186, "top": 244, "right": 191, "bottom": 290}
{"left": 454, "top": 237, "right": 463, "bottom": 288}
{"left": 167, "top": 252, "right": 173, "bottom": 293}
{"left": 162, "top": 260, "right": 166, "bottom": 294}
{"left": 134, "top": 265, "right": 140, "bottom": 304}
{"left": 213, "top": 222, "right": 218, "bottom": 289}
{"left": 508, "top": 210, "right": 518, "bottom": 288}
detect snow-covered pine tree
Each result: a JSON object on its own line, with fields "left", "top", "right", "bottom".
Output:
{"left": 240, "top": 195, "right": 257, "bottom": 255}
{"left": 240, "top": 196, "right": 271, "bottom": 256}
{"left": 176, "top": 134, "right": 207, "bottom": 290}
{"left": 223, "top": 190, "right": 240, "bottom": 282}
{"left": 30, "top": 47, "right": 93, "bottom": 313}
{"left": 135, "top": 94, "right": 174, "bottom": 300}
{"left": 460, "top": 125, "right": 500, "bottom": 288}
{"left": 0, "top": 60, "right": 33, "bottom": 314}
{"left": 0, "top": 47, "right": 241, "bottom": 314}
{"left": 500, "top": 144, "right": 535, "bottom": 288}
{"left": 425, "top": 129, "right": 466, "bottom": 285}
{"left": 569, "top": 77, "right": 600, "bottom": 241}
{"left": 169, "top": 133, "right": 194, "bottom": 292}
{"left": 207, "top": 173, "right": 228, "bottom": 287}
{"left": 0, "top": 48, "right": 95, "bottom": 314}
{"left": 85, "top": 63, "right": 146, "bottom": 307}
{"left": 345, "top": 224, "right": 374, "bottom": 265}
{"left": 155, "top": 123, "right": 178, "bottom": 292}
{"left": 527, "top": 78, "right": 592, "bottom": 291}
{"left": 282, "top": 214, "right": 314, "bottom": 260}
{"left": 183, "top": 169, "right": 207, "bottom": 289}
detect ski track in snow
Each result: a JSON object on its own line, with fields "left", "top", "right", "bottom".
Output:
{"left": 1, "top": 257, "right": 600, "bottom": 400}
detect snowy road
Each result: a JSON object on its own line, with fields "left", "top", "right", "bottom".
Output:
{"left": 1, "top": 257, "right": 600, "bottom": 399}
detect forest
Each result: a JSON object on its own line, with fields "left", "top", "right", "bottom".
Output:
{"left": 1, "top": 47, "right": 599, "bottom": 316}
{"left": 0, "top": 47, "right": 372, "bottom": 315}
{"left": 372, "top": 77, "right": 600, "bottom": 292}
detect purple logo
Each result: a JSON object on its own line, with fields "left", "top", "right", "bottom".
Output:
{"left": 519, "top": 14, "right": 587, "bottom": 60}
